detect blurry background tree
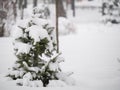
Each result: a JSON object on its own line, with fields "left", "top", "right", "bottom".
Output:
{"left": 71, "top": 0, "right": 75, "bottom": 17}
{"left": 58, "top": 0, "right": 66, "bottom": 17}
{"left": 33, "top": 0, "right": 37, "bottom": 7}
{"left": 0, "top": 0, "right": 69, "bottom": 37}
{"left": 18, "top": 0, "right": 27, "bottom": 9}
{"left": 18, "top": 0, "right": 28, "bottom": 19}
{"left": 0, "top": 0, "right": 17, "bottom": 37}
{"left": 101, "top": 0, "right": 120, "bottom": 23}
{"left": 66, "top": 0, "right": 76, "bottom": 17}
{"left": 55, "top": 0, "right": 67, "bottom": 52}
{"left": 0, "top": 0, "right": 7, "bottom": 37}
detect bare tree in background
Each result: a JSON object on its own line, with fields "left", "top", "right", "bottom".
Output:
{"left": 58, "top": 0, "right": 66, "bottom": 17}
{"left": 24, "top": 0, "right": 27, "bottom": 8}
{"left": 56, "top": 0, "right": 66, "bottom": 52}
{"left": 51, "top": 0, "right": 55, "bottom": 3}
{"left": 33, "top": 0, "right": 37, "bottom": 7}
{"left": 0, "top": 0, "right": 7, "bottom": 36}
{"left": 0, "top": 0, "right": 17, "bottom": 36}
{"left": 18, "top": 0, "right": 23, "bottom": 9}
{"left": 18, "top": 0, "right": 27, "bottom": 19}
{"left": 12, "top": 0, "right": 17, "bottom": 21}
{"left": 71, "top": 0, "right": 75, "bottom": 17}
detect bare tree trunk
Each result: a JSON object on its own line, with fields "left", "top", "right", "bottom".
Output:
{"left": 33, "top": 0, "right": 37, "bottom": 7}
{"left": 51, "top": 0, "right": 55, "bottom": 3}
{"left": 18, "top": 0, "right": 27, "bottom": 9}
{"left": 18, "top": 0, "right": 24, "bottom": 19}
{"left": 0, "top": 0, "right": 4, "bottom": 37}
{"left": 56, "top": 0, "right": 59, "bottom": 53}
{"left": 55, "top": 0, "right": 66, "bottom": 53}
{"left": 13, "top": 0, "right": 17, "bottom": 21}
{"left": 18, "top": 0, "right": 23, "bottom": 9}
{"left": 24, "top": 0, "right": 27, "bottom": 8}
{"left": 20, "top": 1, "right": 24, "bottom": 20}
{"left": 0, "top": 0, "right": 7, "bottom": 37}
{"left": 71, "top": 0, "right": 75, "bottom": 17}
{"left": 0, "top": 0, "right": 18, "bottom": 36}
{"left": 58, "top": 0, "right": 66, "bottom": 17}
{"left": 0, "top": 23, "right": 4, "bottom": 37}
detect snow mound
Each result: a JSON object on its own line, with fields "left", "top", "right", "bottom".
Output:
{"left": 26, "top": 25, "right": 49, "bottom": 44}
{"left": 16, "top": 79, "right": 43, "bottom": 87}
{"left": 17, "top": 19, "right": 31, "bottom": 29}
{"left": 59, "top": 17, "right": 76, "bottom": 35}
{"left": 56, "top": 72, "right": 76, "bottom": 86}
{"left": 14, "top": 42, "right": 32, "bottom": 55}
{"left": 47, "top": 80, "right": 67, "bottom": 87}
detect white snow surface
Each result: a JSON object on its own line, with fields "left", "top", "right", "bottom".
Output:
{"left": 47, "top": 80, "right": 67, "bottom": 87}
{"left": 75, "top": 0, "right": 102, "bottom": 8}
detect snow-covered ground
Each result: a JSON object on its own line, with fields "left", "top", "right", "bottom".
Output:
{"left": 0, "top": 2, "right": 120, "bottom": 90}
{"left": 60, "top": 23, "right": 120, "bottom": 90}
{"left": 75, "top": 0, "right": 102, "bottom": 8}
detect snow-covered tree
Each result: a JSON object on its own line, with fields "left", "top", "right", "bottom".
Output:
{"left": 102, "top": 0, "right": 120, "bottom": 23}
{"left": 7, "top": 7, "right": 73, "bottom": 87}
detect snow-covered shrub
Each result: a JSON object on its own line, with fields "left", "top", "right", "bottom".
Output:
{"left": 59, "top": 17, "right": 76, "bottom": 35}
{"left": 7, "top": 8, "right": 74, "bottom": 87}
{"left": 101, "top": 0, "right": 120, "bottom": 24}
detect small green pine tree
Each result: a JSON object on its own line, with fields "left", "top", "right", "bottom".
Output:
{"left": 7, "top": 7, "right": 66, "bottom": 87}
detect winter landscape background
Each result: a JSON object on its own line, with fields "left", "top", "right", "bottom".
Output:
{"left": 0, "top": 0, "right": 120, "bottom": 90}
